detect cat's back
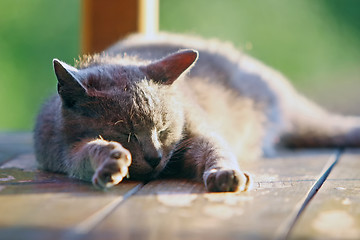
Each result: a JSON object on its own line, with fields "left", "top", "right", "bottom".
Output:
{"left": 107, "top": 32, "right": 291, "bottom": 106}
{"left": 108, "top": 33, "right": 282, "bottom": 159}
{"left": 108, "top": 32, "right": 245, "bottom": 81}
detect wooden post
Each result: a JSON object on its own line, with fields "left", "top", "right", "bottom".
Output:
{"left": 138, "top": 0, "right": 159, "bottom": 37}
{"left": 81, "top": 0, "right": 159, "bottom": 55}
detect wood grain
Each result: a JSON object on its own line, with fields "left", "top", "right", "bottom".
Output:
{"left": 0, "top": 132, "right": 355, "bottom": 240}
{"left": 0, "top": 151, "right": 142, "bottom": 240}
{"left": 91, "top": 150, "right": 335, "bottom": 240}
{"left": 290, "top": 149, "right": 360, "bottom": 240}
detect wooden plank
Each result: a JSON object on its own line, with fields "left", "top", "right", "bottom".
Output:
{"left": 0, "top": 182, "right": 141, "bottom": 227}
{"left": 0, "top": 153, "right": 80, "bottom": 185}
{"left": 290, "top": 149, "right": 360, "bottom": 240}
{"left": 90, "top": 150, "right": 336, "bottom": 240}
{"left": 0, "top": 183, "right": 142, "bottom": 240}
{"left": 0, "top": 152, "right": 143, "bottom": 240}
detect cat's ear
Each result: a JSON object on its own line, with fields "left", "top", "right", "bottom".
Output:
{"left": 53, "top": 59, "right": 88, "bottom": 108}
{"left": 141, "top": 49, "right": 198, "bottom": 85}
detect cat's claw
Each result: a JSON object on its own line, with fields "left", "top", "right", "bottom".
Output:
{"left": 92, "top": 144, "right": 132, "bottom": 189}
{"left": 204, "top": 168, "right": 253, "bottom": 192}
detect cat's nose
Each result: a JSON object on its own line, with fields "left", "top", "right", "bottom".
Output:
{"left": 145, "top": 155, "right": 162, "bottom": 168}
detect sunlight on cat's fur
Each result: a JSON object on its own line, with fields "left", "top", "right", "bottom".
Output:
{"left": 34, "top": 33, "right": 360, "bottom": 192}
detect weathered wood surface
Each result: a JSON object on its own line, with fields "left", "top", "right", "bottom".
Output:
{"left": 0, "top": 133, "right": 358, "bottom": 240}
{"left": 90, "top": 151, "right": 335, "bottom": 240}
{"left": 0, "top": 133, "right": 142, "bottom": 240}
{"left": 290, "top": 150, "right": 360, "bottom": 240}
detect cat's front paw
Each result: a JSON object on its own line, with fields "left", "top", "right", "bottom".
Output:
{"left": 204, "top": 169, "right": 252, "bottom": 192}
{"left": 92, "top": 142, "right": 132, "bottom": 189}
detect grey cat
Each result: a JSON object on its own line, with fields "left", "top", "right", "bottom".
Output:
{"left": 34, "top": 33, "right": 360, "bottom": 192}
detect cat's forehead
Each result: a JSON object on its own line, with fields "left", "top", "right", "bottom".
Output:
{"left": 87, "top": 76, "right": 166, "bottom": 127}
{"left": 76, "top": 53, "right": 147, "bottom": 68}
{"left": 118, "top": 81, "right": 171, "bottom": 131}
{"left": 81, "top": 64, "right": 145, "bottom": 90}
{"left": 130, "top": 82, "right": 163, "bottom": 119}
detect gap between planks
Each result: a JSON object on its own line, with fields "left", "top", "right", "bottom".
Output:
{"left": 275, "top": 148, "right": 343, "bottom": 240}
{"left": 64, "top": 183, "right": 144, "bottom": 239}
{"left": 61, "top": 150, "right": 341, "bottom": 240}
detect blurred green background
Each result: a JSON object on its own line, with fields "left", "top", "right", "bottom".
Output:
{"left": 0, "top": 0, "right": 359, "bottom": 131}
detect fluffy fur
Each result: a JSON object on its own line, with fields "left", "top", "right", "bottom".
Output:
{"left": 34, "top": 32, "right": 360, "bottom": 192}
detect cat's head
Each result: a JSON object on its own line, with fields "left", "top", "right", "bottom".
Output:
{"left": 53, "top": 50, "right": 198, "bottom": 180}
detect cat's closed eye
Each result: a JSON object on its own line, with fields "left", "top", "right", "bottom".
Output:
{"left": 110, "top": 132, "right": 137, "bottom": 143}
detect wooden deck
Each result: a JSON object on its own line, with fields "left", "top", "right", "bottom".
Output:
{"left": 0, "top": 132, "right": 359, "bottom": 240}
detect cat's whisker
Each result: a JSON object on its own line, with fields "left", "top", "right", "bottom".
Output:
{"left": 174, "top": 137, "right": 194, "bottom": 152}
{"left": 114, "top": 120, "right": 124, "bottom": 125}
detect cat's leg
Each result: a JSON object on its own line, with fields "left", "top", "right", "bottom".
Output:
{"left": 66, "top": 139, "right": 132, "bottom": 188}
{"left": 181, "top": 135, "right": 253, "bottom": 192}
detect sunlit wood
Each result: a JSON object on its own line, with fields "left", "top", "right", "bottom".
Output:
{"left": 2, "top": 133, "right": 356, "bottom": 240}
{"left": 81, "top": 0, "right": 159, "bottom": 55}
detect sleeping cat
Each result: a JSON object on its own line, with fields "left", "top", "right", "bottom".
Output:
{"left": 34, "top": 32, "right": 360, "bottom": 192}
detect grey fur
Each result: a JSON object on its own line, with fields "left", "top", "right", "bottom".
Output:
{"left": 34, "top": 32, "right": 360, "bottom": 192}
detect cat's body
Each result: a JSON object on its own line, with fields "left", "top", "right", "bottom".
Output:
{"left": 34, "top": 33, "right": 360, "bottom": 192}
